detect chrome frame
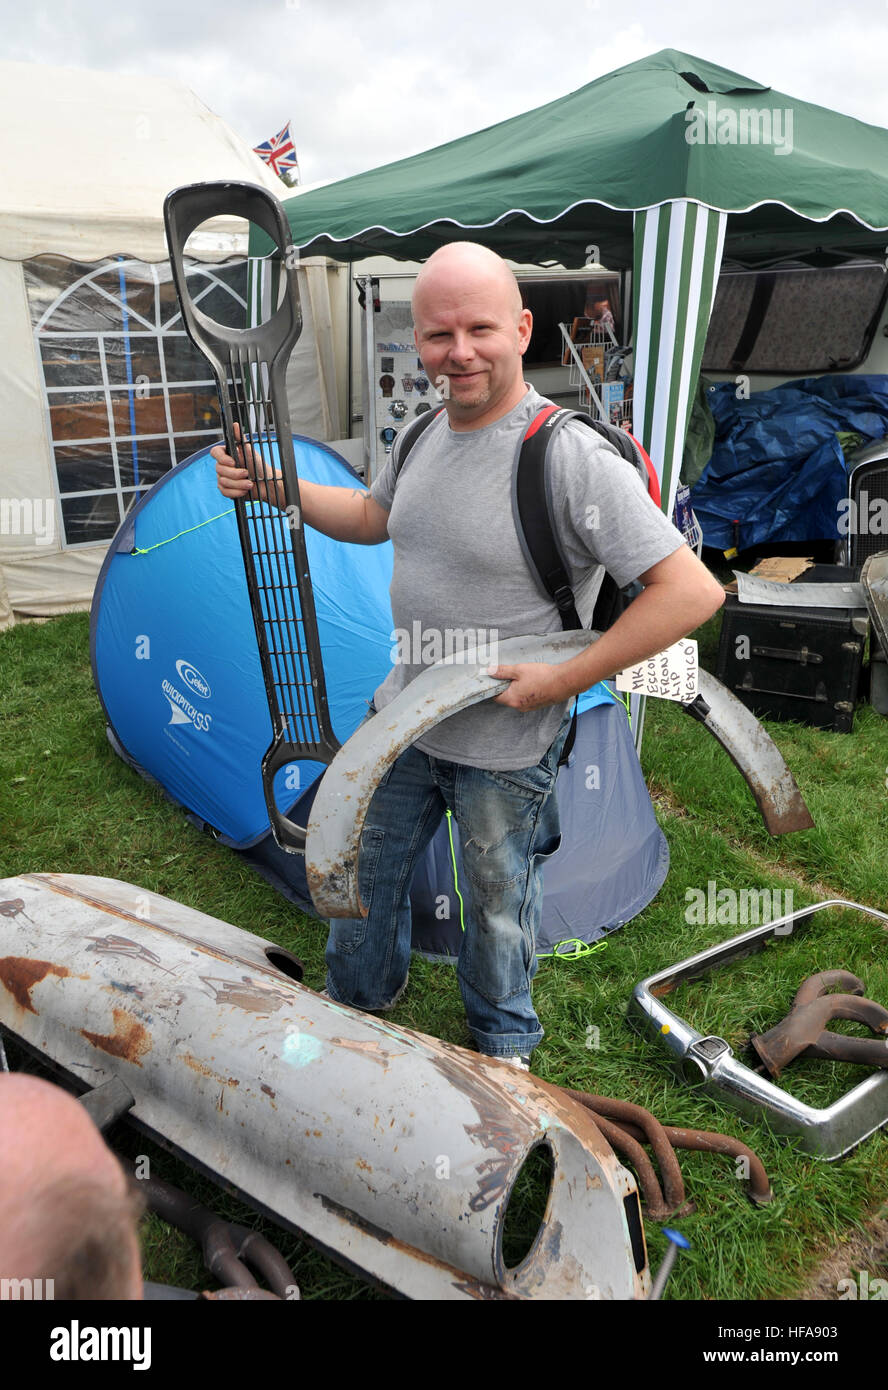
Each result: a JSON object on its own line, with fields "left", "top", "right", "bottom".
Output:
{"left": 629, "top": 898, "right": 888, "bottom": 1160}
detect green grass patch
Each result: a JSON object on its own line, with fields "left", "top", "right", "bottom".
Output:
{"left": 2, "top": 610, "right": 888, "bottom": 1300}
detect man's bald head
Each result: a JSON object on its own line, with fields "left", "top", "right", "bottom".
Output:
{"left": 0, "top": 1074, "right": 143, "bottom": 1298}
{"left": 412, "top": 242, "right": 532, "bottom": 431}
{"left": 413, "top": 242, "right": 523, "bottom": 324}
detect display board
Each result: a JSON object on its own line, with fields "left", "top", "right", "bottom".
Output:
{"left": 361, "top": 291, "right": 438, "bottom": 482}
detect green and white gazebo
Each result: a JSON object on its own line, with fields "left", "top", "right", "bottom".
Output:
{"left": 257, "top": 47, "right": 888, "bottom": 517}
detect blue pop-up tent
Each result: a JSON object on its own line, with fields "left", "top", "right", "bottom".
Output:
{"left": 91, "top": 438, "right": 668, "bottom": 956}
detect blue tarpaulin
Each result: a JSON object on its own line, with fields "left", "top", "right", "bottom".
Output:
{"left": 690, "top": 375, "right": 888, "bottom": 550}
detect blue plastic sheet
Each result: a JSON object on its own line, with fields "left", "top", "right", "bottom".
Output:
{"left": 690, "top": 374, "right": 888, "bottom": 550}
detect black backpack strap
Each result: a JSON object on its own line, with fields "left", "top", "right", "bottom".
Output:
{"left": 510, "top": 406, "right": 583, "bottom": 765}
{"left": 513, "top": 405, "right": 654, "bottom": 621}
{"left": 512, "top": 405, "right": 652, "bottom": 766}
{"left": 512, "top": 405, "right": 584, "bottom": 631}
{"left": 390, "top": 404, "right": 446, "bottom": 481}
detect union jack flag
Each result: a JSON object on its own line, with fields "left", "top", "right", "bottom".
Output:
{"left": 253, "top": 122, "right": 299, "bottom": 180}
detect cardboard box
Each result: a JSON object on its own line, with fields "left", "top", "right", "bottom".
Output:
{"left": 581, "top": 344, "right": 605, "bottom": 381}
{"left": 749, "top": 556, "right": 815, "bottom": 583}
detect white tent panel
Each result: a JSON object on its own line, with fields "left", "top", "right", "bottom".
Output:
{"left": 0, "top": 561, "right": 12, "bottom": 631}
{"left": 0, "top": 61, "right": 342, "bottom": 623}
{"left": 1, "top": 548, "right": 106, "bottom": 620}
{"left": 1, "top": 259, "right": 57, "bottom": 551}
{"left": 0, "top": 60, "right": 283, "bottom": 263}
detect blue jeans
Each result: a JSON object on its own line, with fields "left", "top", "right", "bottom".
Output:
{"left": 324, "top": 706, "right": 572, "bottom": 1057}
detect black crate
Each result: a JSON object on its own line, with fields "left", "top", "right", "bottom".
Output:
{"left": 716, "top": 578, "right": 867, "bottom": 733}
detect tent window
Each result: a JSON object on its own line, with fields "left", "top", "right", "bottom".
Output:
{"left": 104, "top": 337, "right": 162, "bottom": 386}
{"left": 60, "top": 492, "right": 123, "bottom": 546}
{"left": 173, "top": 434, "right": 213, "bottom": 466}
{"left": 109, "top": 385, "right": 169, "bottom": 438}
{"left": 158, "top": 276, "right": 184, "bottom": 326}
{"left": 39, "top": 338, "right": 101, "bottom": 389}
{"left": 163, "top": 334, "right": 218, "bottom": 383}
{"left": 90, "top": 269, "right": 156, "bottom": 324}
{"left": 702, "top": 263, "right": 887, "bottom": 374}
{"left": 165, "top": 385, "right": 221, "bottom": 433}
{"left": 117, "top": 440, "right": 178, "bottom": 490}
{"left": 54, "top": 444, "right": 117, "bottom": 494}
{"left": 49, "top": 389, "right": 111, "bottom": 442}
{"left": 192, "top": 270, "right": 249, "bottom": 331}
{"left": 25, "top": 255, "right": 247, "bottom": 549}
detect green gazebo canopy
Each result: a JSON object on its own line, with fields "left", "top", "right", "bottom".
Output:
{"left": 249, "top": 49, "right": 888, "bottom": 520}
{"left": 270, "top": 48, "right": 888, "bottom": 269}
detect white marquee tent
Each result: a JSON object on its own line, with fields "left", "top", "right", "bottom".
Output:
{"left": 0, "top": 60, "right": 343, "bottom": 627}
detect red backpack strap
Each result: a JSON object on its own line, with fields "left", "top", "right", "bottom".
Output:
{"left": 523, "top": 403, "right": 561, "bottom": 439}
{"left": 623, "top": 431, "right": 661, "bottom": 507}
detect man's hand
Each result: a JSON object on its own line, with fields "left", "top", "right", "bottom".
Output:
{"left": 487, "top": 662, "right": 569, "bottom": 710}
{"left": 211, "top": 422, "right": 390, "bottom": 545}
{"left": 212, "top": 424, "right": 282, "bottom": 507}
{"left": 489, "top": 544, "right": 725, "bottom": 711}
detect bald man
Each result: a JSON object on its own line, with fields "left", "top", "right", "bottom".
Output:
{"left": 0, "top": 1074, "right": 143, "bottom": 1299}
{"left": 215, "top": 241, "right": 724, "bottom": 1067}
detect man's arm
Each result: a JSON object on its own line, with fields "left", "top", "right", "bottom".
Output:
{"left": 489, "top": 543, "right": 725, "bottom": 710}
{"left": 212, "top": 434, "right": 390, "bottom": 546}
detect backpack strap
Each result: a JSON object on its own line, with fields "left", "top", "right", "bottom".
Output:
{"left": 513, "top": 405, "right": 584, "bottom": 630}
{"left": 512, "top": 405, "right": 659, "bottom": 766}
{"left": 512, "top": 405, "right": 658, "bottom": 628}
{"left": 390, "top": 404, "right": 446, "bottom": 480}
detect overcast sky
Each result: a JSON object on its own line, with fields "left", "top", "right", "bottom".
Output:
{"left": 5, "top": 0, "right": 886, "bottom": 185}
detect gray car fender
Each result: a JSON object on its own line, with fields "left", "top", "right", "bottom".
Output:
{"left": 305, "top": 635, "right": 814, "bottom": 919}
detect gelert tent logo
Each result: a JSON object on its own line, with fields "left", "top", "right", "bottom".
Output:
{"left": 175, "top": 659, "right": 211, "bottom": 699}
{"left": 162, "top": 658, "right": 213, "bottom": 733}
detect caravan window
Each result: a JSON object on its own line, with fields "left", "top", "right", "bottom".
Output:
{"left": 702, "top": 263, "right": 887, "bottom": 375}
{"left": 24, "top": 256, "right": 247, "bottom": 548}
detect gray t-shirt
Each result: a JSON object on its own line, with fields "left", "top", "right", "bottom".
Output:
{"left": 369, "top": 385, "right": 684, "bottom": 770}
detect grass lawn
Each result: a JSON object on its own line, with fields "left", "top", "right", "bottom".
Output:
{"left": 2, "top": 608, "right": 887, "bottom": 1300}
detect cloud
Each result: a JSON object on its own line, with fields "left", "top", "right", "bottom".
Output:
{"left": 2, "top": 0, "right": 886, "bottom": 183}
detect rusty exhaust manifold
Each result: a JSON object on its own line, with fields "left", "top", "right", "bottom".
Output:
{"left": 142, "top": 1174, "right": 299, "bottom": 1300}
{"left": 563, "top": 1089, "right": 772, "bottom": 1216}
{"left": 751, "top": 971, "right": 888, "bottom": 1078}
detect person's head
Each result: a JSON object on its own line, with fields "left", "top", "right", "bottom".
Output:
{"left": 0, "top": 1074, "right": 144, "bottom": 1299}
{"left": 589, "top": 298, "right": 612, "bottom": 320}
{"left": 412, "top": 242, "right": 532, "bottom": 431}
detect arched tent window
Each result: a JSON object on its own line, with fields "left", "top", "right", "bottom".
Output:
{"left": 25, "top": 255, "right": 247, "bottom": 547}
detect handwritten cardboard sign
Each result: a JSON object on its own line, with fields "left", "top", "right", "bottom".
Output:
{"left": 615, "top": 638, "right": 698, "bottom": 703}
